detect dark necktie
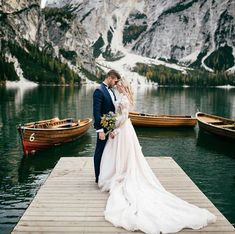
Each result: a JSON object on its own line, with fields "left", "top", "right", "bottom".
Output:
{"left": 109, "top": 88, "right": 116, "bottom": 101}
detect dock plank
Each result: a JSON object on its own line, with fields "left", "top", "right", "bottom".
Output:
{"left": 12, "top": 157, "right": 235, "bottom": 233}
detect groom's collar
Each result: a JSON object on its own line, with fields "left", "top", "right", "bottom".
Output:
{"left": 103, "top": 82, "right": 110, "bottom": 89}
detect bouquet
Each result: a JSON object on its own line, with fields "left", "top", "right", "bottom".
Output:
{"left": 100, "top": 111, "right": 117, "bottom": 136}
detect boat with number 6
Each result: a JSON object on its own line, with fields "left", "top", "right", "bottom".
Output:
{"left": 129, "top": 112, "right": 197, "bottom": 127}
{"left": 196, "top": 112, "right": 235, "bottom": 140}
{"left": 17, "top": 117, "right": 92, "bottom": 155}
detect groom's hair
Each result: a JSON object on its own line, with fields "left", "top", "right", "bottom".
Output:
{"left": 106, "top": 70, "right": 121, "bottom": 80}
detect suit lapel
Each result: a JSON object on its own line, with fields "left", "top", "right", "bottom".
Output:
{"left": 101, "top": 83, "right": 110, "bottom": 97}
{"left": 101, "top": 83, "right": 115, "bottom": 106}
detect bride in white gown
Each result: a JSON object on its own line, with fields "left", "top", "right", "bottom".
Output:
{"left": 98, "top": 79, "right": 216, "bottom": 234}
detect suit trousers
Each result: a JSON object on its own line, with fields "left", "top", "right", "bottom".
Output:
{"left": 94, "top": 136, "right": 107, "bottom": 182}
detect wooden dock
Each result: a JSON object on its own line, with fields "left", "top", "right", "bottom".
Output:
{"left": 12, "top": 157, "right": 235, "bottom": 234}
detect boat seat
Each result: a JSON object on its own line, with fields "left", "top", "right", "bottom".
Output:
{"left": 50, "top": 121, "right": 80, "bottom": 128}
{"left": 217, "top": 124, "right": 235, "bottom": 128}
{"left": 200, "top": 116, "right": 223, "bottom": 123}
{"left": 49, "top": 123, "right": 74, "bottom": 128}
{"left": 207, "top": 120, "right": 223, "bottom": 124}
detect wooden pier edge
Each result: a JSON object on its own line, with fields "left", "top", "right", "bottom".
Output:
{"left": 12, "top": 157, "right": 235, "bottom": 233}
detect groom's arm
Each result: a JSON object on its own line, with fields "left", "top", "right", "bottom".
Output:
{"left": 93, "top": 89, "right": 103, "bottom": 130}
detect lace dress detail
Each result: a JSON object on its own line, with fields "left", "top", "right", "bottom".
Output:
{"left": 113, "top": 94, "right": 129, "bottom": 134}
{"left": 98, "top": 93, "right": 216, "bottom": 234}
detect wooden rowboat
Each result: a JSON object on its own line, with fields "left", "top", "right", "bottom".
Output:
{"left": 196, "top": 112, "right": 235, "bottom": 140}
{"left": 18, "top": 117, "right": 92, "bottom": 155}
{"left": 129, "top": 112, "right": 197, "bottom": 127}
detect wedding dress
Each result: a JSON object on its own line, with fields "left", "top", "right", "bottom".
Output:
{"left": 98, "top": 92, "right": 216, "bottom": 234}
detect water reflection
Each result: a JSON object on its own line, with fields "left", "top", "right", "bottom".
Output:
{"left": 135, "top": 126, "right": 196, "bottom": 139}
{"left": 136, "top": 87, "right": 235, "bottom": 119}
{"left": 0, "top": 86, "right": 94, "bottom": 126}
{"left": 135, "top": 126, "right": 197, "bottom": 158}
{"left": 6, "top": 79, "right": 38, "bottom": 106}
{"left": 195, "top": 129, "right": 235, "bottom": 225}
{"left": 197, "top": 130, "right": 235, "bottom": 158}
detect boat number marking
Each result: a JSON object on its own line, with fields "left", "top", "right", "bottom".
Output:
{"left": 29, "top": 133, "right": 35, "bottom": 142}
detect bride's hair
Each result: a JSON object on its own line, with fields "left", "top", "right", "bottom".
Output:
{"left": 117, "top": 78, "right": 134, "bottom": 106}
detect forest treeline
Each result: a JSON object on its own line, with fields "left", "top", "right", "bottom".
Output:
{"left": 0, "top": 40, "right": 81, "bottom": 85}
{"left": 133, "top": 63, "right": 235, "bottom": 87}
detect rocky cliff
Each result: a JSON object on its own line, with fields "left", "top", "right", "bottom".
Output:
{"left": 1, "top": 0, "right": 234, "bottom": 85}
{"left": 0, "top": 0, "right": 96, "bottom": 84}
{"left": 1, "top": 0, "right": 41, "bottom": 43}
{"left": 46, "top": 0, "right": 235, "bottom": 73}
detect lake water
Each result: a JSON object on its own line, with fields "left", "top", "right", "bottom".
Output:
{"left": 0, "top": 85, "right": 235, "bottom": 233}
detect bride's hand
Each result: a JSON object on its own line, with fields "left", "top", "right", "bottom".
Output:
{"left": 110, "top": 131, "right": 115, "bottom": 139}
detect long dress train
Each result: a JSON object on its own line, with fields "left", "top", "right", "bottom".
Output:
{"left": 98, "top": 93, "right": 216, "bottom": 234}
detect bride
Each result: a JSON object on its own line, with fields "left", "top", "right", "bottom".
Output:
{"left": 98, "top": 79, "right": 216, "bottom": 234}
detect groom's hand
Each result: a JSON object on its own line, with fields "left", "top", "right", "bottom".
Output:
{"left": 99, "top": 132, "right": 106, "bottom": 140}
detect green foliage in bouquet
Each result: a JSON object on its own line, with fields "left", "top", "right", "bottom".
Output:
{"left": 100, "top": 111, "right": 117, "bottom": 136}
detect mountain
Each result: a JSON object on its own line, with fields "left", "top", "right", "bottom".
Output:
{"left": 1, "top": 0, "right": 41, "bottom": 43}
{"left": 46, "top": 0, "right": 235, "bottom": 74}
{"left": 0, "top": 0, "right": 96, "bottom": 85}
{"left": 1, "top": 0, "right": 234, "bottom": 86}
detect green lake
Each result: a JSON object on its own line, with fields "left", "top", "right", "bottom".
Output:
{"left": 0, "top": 85, "right": 234, "bottom": 233}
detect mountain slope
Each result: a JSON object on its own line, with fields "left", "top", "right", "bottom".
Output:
{"left": 0, "top": 0, "right": 96, "bottom": 85}
{"left": 46, "top": 0, "right": 235, "bottom": 73}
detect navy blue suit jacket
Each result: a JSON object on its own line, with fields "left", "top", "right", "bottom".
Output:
{"left": 93, "top": 83, "right": 115, "bottom": 130}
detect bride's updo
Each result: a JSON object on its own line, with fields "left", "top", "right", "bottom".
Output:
{"left": 116, "top": 78, "right": 134, "bottom": 106}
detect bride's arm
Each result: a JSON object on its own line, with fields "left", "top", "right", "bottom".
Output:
{"left": 113, "top": 96, "right": 129, "bottom": 135}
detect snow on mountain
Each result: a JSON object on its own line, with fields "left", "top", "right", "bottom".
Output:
{"left": 97, "top": 47, "right": 188, "bottom": 86}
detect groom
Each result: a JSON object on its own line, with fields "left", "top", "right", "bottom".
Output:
{"left": 93, "top": 70, "right": 121, "bottom": 183}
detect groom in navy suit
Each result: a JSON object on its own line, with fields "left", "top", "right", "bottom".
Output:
{"left": 93, "top": 70, "right": 121, "bottom": 183}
